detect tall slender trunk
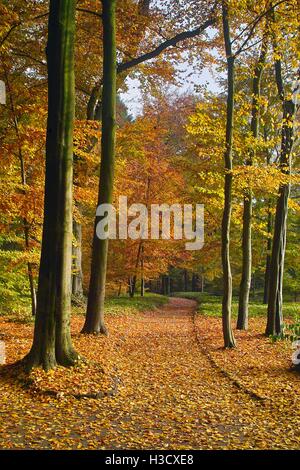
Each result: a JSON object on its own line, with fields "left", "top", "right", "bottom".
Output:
{"left": 237, "top": 37, "right": 267, "bottom": 330}
{"left": 130, "top": 241, "right": 143, "bottom": 298}
{"left": 24, "top": 224, "right": 37, "bottom": 316}
{"left": 161, "top": 275, "right": 166, "bottom": 295}
{"left": 263, "top": 201, "right": 272, "bottom": 304}
{"left": 192, "top": 273, "right": 198, "bottom": 292}
{"left": 183, "top": 269, "right": 188, "bottom": 291}
{"left": 72, "top": 218, "right": 84, "bottom": 297}
{"left": 200, "top": 273, "right": 204, "bottom": 293}
{"left": 166, "top": 276, "right": 170, "bottom": 296}
{"left": 117, "top": 282, "right": 122, "bottom": 297}
{"left": 24, "top": 0, "right": 78, "bottom": 370}
{"left": 161, "top": 275, "right": 170, "bottom": 295}
{"left": 140, "top": 245, "right": 145, "bottom": 297}
{"left": 4, "top": 72, "right": 37, "bottom": 316}
{"left": 128, "top": 277, "right": 133, "bottom": 296}
{"left": 221, "top": 3, "right": 236, "bottom": 348}
{"left": 82, "top": 0, "right": 116, "bottom": 334}
{"left": 128, "top": 176, "right": 150, "bottom": 298}
{"left": 265, "top": 55, "right": 296, "bottom": 335}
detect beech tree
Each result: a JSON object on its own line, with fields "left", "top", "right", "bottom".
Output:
{"left": 221, "top": 1, "right": 236, "bottom": 348}
{"left": 24, "top": 0, "right": 78, "bottom": 370}
{"left": 219, "top": 0, "right": 287, "bottom": 345}
{"left": 82, "top": 0, "right": 117, "bottom": 334}
{"left": 265, "top": 5, "right": 298, "bottom": 336}
{"left": 237, "top": 33, "right": 268, "bottom": 330}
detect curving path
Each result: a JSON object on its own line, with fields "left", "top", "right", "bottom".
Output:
{"left": 0, "top": 297, "right": 299, "bottom": 449}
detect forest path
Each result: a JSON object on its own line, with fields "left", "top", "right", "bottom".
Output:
{"left": 0, "top": 296, "right": 299, "bottom": 449}
{"left": 97, "top": 296, "right": 287, "bottom": 449}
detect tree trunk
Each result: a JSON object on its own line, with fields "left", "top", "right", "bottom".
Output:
{"left": 117, "top": 282, "right": 122, "bottom": 297}
{"left": 25, "top": 225, "right": 37, "bottom": 316}
{"left": 82, "top": 0, "right": 116, "bottom": 334}
{"left": 140, "top": 245, "right": 145, "bottom": 296}
{"left": 24, "top": 0, "right": 78, "bottom": 370}
{"left": 200, "top": 274, "right": 204, "bottom": 293}
{"left": 128, "top": 277, "right": 133, "bottom": 296}
{"left": 161, "top": 275, "right": 170, "bottom": 296}
{"left": 266, "top": 186, "right": 290, "bottom": 335}
{"left": 237, "top": 38, "right": 267, "bottom": 330}
{"left": 183, "top": 269, "right": 188, "bottom": 292}
{"left": 4, "top": 71, "right": 37, "bottom": 316}
{"left": 266, "top": 56, "right": 296, "bottom": 335}
{"left": 129, "top": 178, "right": 150, "bottom": 298}
{"left": 72, "top": 218, "right": 84, "bottom": 297}
{"left": 161, "top": 275, "right": 166, "bottom": 295}
{"left": 237, "top": 196, "right": 252, "bottom": 330}
{"left": 130, "top": 241, "right": 143, "bottom": 298}
{"left": 263, "top": 202, "right": 272, "bottom": 304}
{"left": 166, "top": 276, "right": 170, "bottom": 296}
{"left": 221, "top": 3, "right": 236, "bottom": 348}
{"left": 140, "top": 280, "right": 145, "bottom": 297}
{"left": 191, "top": 273, "right": 198, "bottom": 292}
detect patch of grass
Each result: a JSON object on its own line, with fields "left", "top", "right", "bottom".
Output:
{"left": 4, "top": 293, "right": 169, "bottom": 323}
{"left": 73, "top": 292, "right": 169, "bottom": 317}
{"left": 171, "top": 292, "right": 299, "bottom": 320}
{"left": 105, "top": 293, "right": 169, "bottom": 316}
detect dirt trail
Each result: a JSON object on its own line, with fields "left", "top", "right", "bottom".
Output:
{"left": 0, "top": 297, "right": 299, "bottom": 449}
{"left": 99, "top": 297, "right": 298, "bottom": 449}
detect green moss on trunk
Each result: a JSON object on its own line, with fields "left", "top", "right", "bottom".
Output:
{"left": 24, "top": 0, "right": 78, "bottom": 370}
{"left": 82, "top": 0, "right": 117, "bottom": 334}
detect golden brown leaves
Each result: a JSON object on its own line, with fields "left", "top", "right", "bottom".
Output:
{"left": 0, "top": 298, "right": 299, "bottom": 449}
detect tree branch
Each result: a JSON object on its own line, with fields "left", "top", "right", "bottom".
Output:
{"left": 117, "top": 18, "right": 216, "bottom": 74}
{"left": 76, "top": 8, "right": 102, "bottom": 19}
{"left": 233, "top": 0, "right": 288, "bottom": 57}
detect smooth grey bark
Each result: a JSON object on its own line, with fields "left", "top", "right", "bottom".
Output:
{"left": 265, "top": 55, "right": 296, "bottom": 336}
{"left": 237, "top": 37, "right": 267, "bottom": 330}
{"left": 221, "top": 2, "right": 236, "bottom": 348}
{"left": 24, "top": 0, "right": 78, "bottom": 370}
{"left": 72, "top": 218, "right": 84, "bottom": 297}
{"left": 263, "top": 201, "right": 273, "bottom": 304}
{"left": 82, "top": 0, "right": 116, "bottom": 334}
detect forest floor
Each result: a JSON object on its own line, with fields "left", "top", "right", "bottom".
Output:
{"left": 0, "top": 297, "right": 299, "bottom": 449}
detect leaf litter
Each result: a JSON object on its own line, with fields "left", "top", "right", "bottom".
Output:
{"left": 0, "top": 297, "right": 299, "bottom": 449}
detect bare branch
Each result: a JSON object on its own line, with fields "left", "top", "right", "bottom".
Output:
{"left": 233, "top": 0, "right": 288, "bottom": 57}
{"left": 117, "top": 18, "right": 216, "bottom": 75}
{"left": 76, "top": 8, "right": 102, "bottom": 19}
